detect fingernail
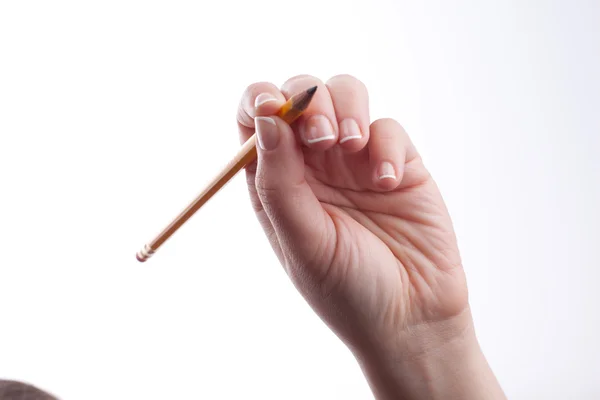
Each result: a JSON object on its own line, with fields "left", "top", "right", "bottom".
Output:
{"left": 255, "top": 117, "right": 279, "bottom": 150}
{"left": 378, "top": 161, "right": 396, "bottom": 180}
{"left": 255, "top": 93, "right": 277, "bottom": 108}
{"left": 303, "top": 115, "right": 335, "bottom": 144}
{"left": 339, "top": 118, "right": 362, "bottom": 144}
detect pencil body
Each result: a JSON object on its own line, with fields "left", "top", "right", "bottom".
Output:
{"left": 136, "top": 86, "right": 317, "bottom": 262}
{"left": 145, "top": 135, "right": 257, "bottom": 252}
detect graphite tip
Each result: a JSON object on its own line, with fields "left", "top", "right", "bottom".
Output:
{"left": 307, "top": 86, "right": 318, "bottom": 95}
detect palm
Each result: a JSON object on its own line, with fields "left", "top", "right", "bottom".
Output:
{"left": 284, "top": 147, "right": 468, "bottom": 338}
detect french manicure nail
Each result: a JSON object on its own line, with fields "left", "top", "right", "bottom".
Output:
{"left": 304, "top": 115, "right": 335, "bottom": 144}
{"left": 378, "top": 161, "right": 396, "bottom": 180}
{"left": 255, "top": 117, "right": 279, "bottom": 150}
{"left": 339, "top": 118, "right": 362, "bottom": 144}
{"left": 255, "top": 93, "right": 278, "bottom": 108}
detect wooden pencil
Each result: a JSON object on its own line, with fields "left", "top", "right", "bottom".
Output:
{"left": 136, "top": 85, "right": 318, "bottom": 262}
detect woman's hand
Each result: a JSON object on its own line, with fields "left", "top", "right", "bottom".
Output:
{"left": 237, "top": 74, "right": 505, "bottom": 400}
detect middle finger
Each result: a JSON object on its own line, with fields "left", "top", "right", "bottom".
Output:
{"left": 281, "top": 75, "right": 338, "bottom": 151}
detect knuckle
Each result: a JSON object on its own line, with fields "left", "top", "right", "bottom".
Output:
{"left": 241, "top": 81, "right": 279, "bottom": 107}
{"left": 282, "top": 74, "right": 324, "bottom": 91}
{"left": 326, "top": 74, "right": 366, "bottom": 91}
{"left": 371, "top": 118, "right": 406, "bottom": 136}
{"left": 244, "top": 81, "right": 271, "bottom": 95}
{"left": 254, "top": 171, "right": 276, "bottom": 200}
{"left": 236, "top": 102, "right": 252, "bottom": 126}
{"left": 287, "top": 73, "right": 321, "bottom": 82}
{"left": 236, "top": 105, "right": 253, "bottom": 128}
{"left": 372, "top": 117, "right": 400, "bottom": 127}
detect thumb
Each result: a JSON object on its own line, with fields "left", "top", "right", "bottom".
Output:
{"left": 254, "top": 116, "right": 332, "bottom": 265}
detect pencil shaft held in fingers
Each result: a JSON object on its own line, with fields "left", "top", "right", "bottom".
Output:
{"left": 135, "top": 86, "right": 318, "bottom": 262}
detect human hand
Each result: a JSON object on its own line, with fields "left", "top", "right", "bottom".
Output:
{"left": 237, "top": 74, "right": 505, "bottom": 399}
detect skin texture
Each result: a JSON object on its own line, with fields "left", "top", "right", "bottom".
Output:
{"left": 237, "top": 74, "right": 506, "bottom": 399}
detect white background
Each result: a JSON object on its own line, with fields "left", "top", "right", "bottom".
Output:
{"left": 1, "top": 0, "right": 599, "bottom": 398}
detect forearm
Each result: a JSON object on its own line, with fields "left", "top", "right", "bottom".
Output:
{"left": 354, "top": 311, "right": 506, "bottom": 400}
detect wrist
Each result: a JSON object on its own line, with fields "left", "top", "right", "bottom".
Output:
{"left": 353, "top": 309, "right": 505, "bottom": 400}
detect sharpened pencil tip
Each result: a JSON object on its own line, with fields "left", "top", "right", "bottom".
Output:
{"left": 288, "top": 85, "right": 318, "bottom": 115}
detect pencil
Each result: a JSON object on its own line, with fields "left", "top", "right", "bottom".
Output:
{"left": 136, "top": 85, "right": 318, "bottom": 262}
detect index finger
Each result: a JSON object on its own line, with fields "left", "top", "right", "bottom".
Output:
{"left": 237, "top": 82, "right": 287, "bottom": 144}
